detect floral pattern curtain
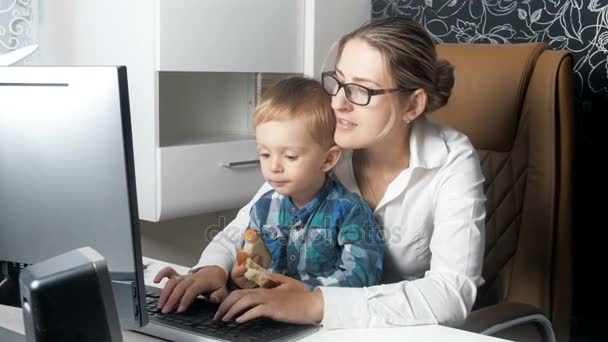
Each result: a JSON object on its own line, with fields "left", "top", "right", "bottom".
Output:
{"left": 0, "top": 0, "right": 36, "bottom": 55}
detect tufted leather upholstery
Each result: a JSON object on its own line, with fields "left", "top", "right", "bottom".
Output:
{"left": 428, "top": 43, "right": 574, "bottom": 342}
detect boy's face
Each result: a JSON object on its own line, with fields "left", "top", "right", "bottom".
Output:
{"left": 256, "top": 118, "right": 330, "bottom": 203}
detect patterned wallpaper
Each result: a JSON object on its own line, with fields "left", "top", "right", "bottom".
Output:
{"left": 0, "top": 0, "right": 35, "bottom": 54}
{"left": 371, "top": 0, "right": 605, "bottom": 337}
{"left": 372, "top": 0, "right": 608, "bottom": 103}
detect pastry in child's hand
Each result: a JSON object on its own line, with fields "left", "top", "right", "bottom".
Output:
{"left": 243, "top": 258, "right": 280, "bottom": 289}
{"left": 236, "top": 250, "right": 249, "bottom": 266}
{"left": 240, "top": 229, "right": 272, "bottom": 268}
{"left": 234, "top": 228, "right": 276, "bottom": 288}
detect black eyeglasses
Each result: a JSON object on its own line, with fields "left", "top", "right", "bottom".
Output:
{"left": 321, "top": 72, "right": 415, "bottom": 106}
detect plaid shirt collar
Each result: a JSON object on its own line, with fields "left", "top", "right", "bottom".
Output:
{"left": 282, "top": 176, "right": 334, "bottom": 226}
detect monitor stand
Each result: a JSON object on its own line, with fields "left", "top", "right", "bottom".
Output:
{"left": 0, "top": 262, "right": 23, "bottom": 308}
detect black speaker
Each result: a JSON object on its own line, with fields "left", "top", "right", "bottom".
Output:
{"left": 19, "top": 247, "right": 122, "bottom": 342}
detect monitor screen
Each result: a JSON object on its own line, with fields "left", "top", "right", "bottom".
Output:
{"left": 0, "top": 66, "right": 147, "bottom": 328}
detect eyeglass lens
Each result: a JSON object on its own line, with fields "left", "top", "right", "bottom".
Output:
{"left": 322, "top": 73, "right": 370, "bottom": 105}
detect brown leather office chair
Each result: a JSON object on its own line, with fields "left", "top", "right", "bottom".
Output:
{"left": 428, "top": 43, "right": 574, "bottom": 342}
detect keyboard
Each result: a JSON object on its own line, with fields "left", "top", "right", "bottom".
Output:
{"left": 144, "top": 286, "right": 319, "bottom": 342}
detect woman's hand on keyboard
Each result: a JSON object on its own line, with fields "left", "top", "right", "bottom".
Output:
{"left": 270, "top": 273, "right": 310, "bottom": 293}
{"left": 213, "top": 286, "right": 324, "bottom": 325}
{"left": 153, "top": 265, "right": 229, "bottom": 314}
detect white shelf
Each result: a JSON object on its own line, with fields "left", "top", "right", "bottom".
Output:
{"left": 159, "top": 71, "right": 256, "bottom": 147}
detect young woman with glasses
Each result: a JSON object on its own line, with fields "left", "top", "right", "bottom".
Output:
{"left": 155, "top": 17, "right": 486, "bottom": 329}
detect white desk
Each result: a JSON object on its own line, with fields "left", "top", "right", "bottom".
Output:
{"left": 0, "top": 257, "right": 509, "bottom": 342}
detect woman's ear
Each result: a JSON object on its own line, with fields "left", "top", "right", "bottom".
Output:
{"left": 402, "top": 89, "right": 427, "bottom": 123}
{"left": 321, "top": 145, "right": 342, "bottom": 172}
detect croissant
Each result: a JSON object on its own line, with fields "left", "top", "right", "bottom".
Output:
{"left": 243, "top": 258, "right": 279, "bottom": 288}
{"left": 237, "top": 229, "right": 272, "bottom": 268}
{"left": 235, "top": 229, "right": 277, "bottom": 288}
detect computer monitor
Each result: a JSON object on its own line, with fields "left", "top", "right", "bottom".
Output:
{"left": 0, "top": 66, "right": 147, "bottom": 329}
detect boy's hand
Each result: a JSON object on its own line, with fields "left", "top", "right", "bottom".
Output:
{"left": 230, "top": 255, "right": 262, "bottom": 289}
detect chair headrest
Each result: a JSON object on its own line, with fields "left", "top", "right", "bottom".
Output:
{"left": 428, "top": 43, "right": 547, "bottom": 151}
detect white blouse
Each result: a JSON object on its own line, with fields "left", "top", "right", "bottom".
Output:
{"left": 194, "top": 116, "right": 486, "bottom": 329}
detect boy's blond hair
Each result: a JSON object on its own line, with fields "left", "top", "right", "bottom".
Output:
{"left": 253, "top": 76, "right": 335, "bottom": 147}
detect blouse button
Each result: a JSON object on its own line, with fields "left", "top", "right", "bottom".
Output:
{"left": 289, "top": 255, "right": 296, "bottom": 261}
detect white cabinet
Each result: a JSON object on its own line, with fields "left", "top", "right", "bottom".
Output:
{"left": 157, "top": 0, "right": 304, "bottom": 73}
{"left": 37, "top": 0, "right": 370, "bottom": 222}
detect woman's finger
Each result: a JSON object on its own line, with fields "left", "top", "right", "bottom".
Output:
{"left": 268, "top": 273, "right": 310, "bottom": 292}
{"left": 267, "top": 273, "right": 291, "bottom": 284}
{"left": 157, "top": 275, "right": 181, "bottom": 308}
{"left": 235, "top": 304, "right": 269, "bottom": 323}
{"left": 153, "top": 266, "right": 178, "bottom": 283}
{"left": 162, "top": 276, "right": 190, "bottom": 313}
{"left": 213, "top": 289, "right": 250, "bottom": 320}
{"left": 177, "top": 279, "right": 207, "bottom": 313}
{"left": 208, "top": 287, "right": 229, "bottom": 304}
{"left": 221, "top": 291, "right": 259, "bottom": 322}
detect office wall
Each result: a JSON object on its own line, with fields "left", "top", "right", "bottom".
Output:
{"left": 371, "top": 0, "right": 607, "bottom": 339}
{"left": 139, "top": 208, "right": 238, "bottom": 267}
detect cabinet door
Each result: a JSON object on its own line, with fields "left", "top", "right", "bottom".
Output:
{"left": 158, "top": 140, "right": 264, "bottom": 220}
{"left": 157, "top": 0, "right": 304, "bottom": 73}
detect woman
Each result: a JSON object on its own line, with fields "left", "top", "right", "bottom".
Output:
{"left": 155, "top": 16, "right": 486, "bottom": 329}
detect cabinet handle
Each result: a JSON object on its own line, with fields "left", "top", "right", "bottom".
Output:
{"left": 221, "top": 160, "right": 260, "bottom": 168}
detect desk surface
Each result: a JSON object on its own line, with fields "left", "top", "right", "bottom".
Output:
{"left": 0, "top": 257, "right": 509, "bottom": 342}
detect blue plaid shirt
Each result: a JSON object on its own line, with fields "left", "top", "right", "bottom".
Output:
{"left": 248, "top": 176, "right": 383, "bottom": 289}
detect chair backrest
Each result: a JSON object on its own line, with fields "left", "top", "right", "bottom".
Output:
{"left": 428, "top": 43, "right": 574, "bottom": 341}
